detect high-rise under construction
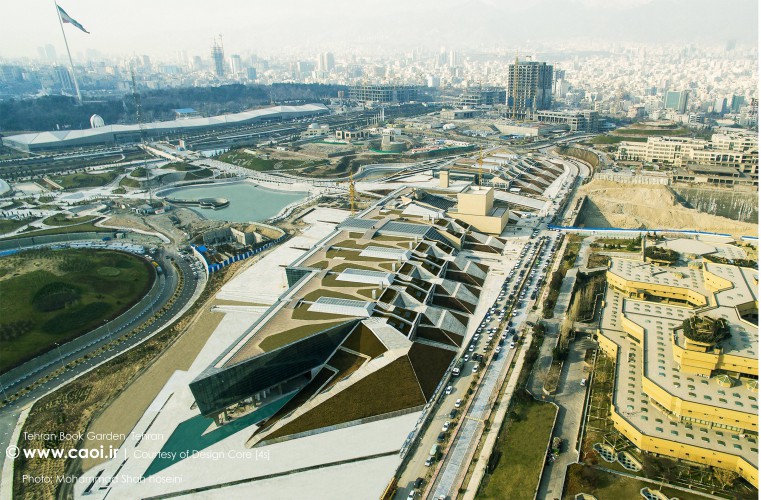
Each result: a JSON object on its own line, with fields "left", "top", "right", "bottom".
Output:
{"left": 507, "top": 60, "right": 554, "bottom": 119}
{"left": 211, "top": 37, "right": 225, "bottom": 78}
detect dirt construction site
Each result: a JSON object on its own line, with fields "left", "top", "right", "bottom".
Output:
{"left": 576, "top": 180, "right": 758, "bottom": 237}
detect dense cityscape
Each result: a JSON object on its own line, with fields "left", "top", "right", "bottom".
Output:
{"left": 1, "top": 41, "right": 758, "bottom": 127}
{"left": 0, "top": 1, "right": 757, "bottom": 500}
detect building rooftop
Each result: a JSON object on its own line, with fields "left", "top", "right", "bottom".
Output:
{"left": 191, "top": 187, "right": 506, "bottom": 424}
{"left": 622, "top": 299, "right": 757, "bottom": 414}
{"left": 653, "top": 238, "right": 745, "bottom": 258}
{"left": 359, "top": 245, "right": 411, "bottom": 261}
{"left": 601, "top": 248, "right": 759, "bottom": 476}
{"left": 309, "top": 297, "right": 375, "bottom": 317}
{"left": 602, "top": 287, "right": 759, "bottom": 470}
{"left": 335, "top": 268, "right": 394, "bottom": 286}
{"left": 462, "top": 185, "right": 492, "bottom": 196}
{"left": 3, "top": 103, "right": 328, "bottom": 149}
{"left": 609, "top": 258, "right": 705, "bottom": 291}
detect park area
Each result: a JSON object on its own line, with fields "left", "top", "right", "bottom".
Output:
{"left": 477, "top": 397, "right": 557, "bottom": 500}
{"left": 563, "top": 463, "right": 710, "bottom": 500}
{"left": 49, "top": 170, "right": 119, "bottom": 189}
{"left": 217, "top": 149, "right": 326, "bottom": 172}
{"left": 0, "top": 248, "right": 154, "bottom": 372}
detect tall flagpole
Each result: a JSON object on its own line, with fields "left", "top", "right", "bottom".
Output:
{"left": 54, "top": 1, "right": 83, "bottom": 104}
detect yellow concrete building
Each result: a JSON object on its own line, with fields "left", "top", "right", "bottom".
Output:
{"left": 447, "top": 186, "right": 510, "bottom": 235}
{"left": 597, "top": 239, "right": 759, "bottom": 487}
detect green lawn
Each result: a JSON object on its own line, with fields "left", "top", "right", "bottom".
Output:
{"left": 130, "top": 167, "right": 150, "bottom": 178}
{"left": 265, "top": 355, "right": 426, "bottom": 440}
{"left": 41, "top": 214, "right": 97, "bottom": 227}
{"left": 50, "top": 171, "right": 118, "bottom": 189}
{"left": 589, "top": 135, "right": 647, "bottom": 144}
{"left": 0, "top": 200, "right": 25, "bottom": 210}
{"left": 0, "top": 218, "right": 36, "bottom": 235}
{"left": 183, "top": 167, "right": 213, "bottom": 180}
{"left": 217, "top": 150, "right": 324, "bottom": 172}
{"left": 612, "top": 127, "right": 695, "bottom": 137}
{"left": 258, "top": 321, "right": 345, "bottom": 352}
{"left": 0, "top": 249, "right": 154, "bottom": 372}
{"left": 0, "top": 221, "right": 110, "bottom": 240}
{"left": 119, "top": 177, "right": 141, "bottom": 188}
{"left": 478, "top": 399, "right": 557, "bottom": 500}
{"left": 587, "top": 252, "right": 611, "bottom": 269}
{"left": 594, "top": 237, "right": 641, "bottom": 248}
{"left": 544, "top": 235, "right": 583, "bottom": 318}
{"left": 563, "top": 464, "right": 716, "bottom": 500}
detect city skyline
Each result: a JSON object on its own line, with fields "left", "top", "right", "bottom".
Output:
{"left": 1, "top": 0, "right": 757, "bottom": 61}
{"left": 0, "top": 2, "right": 758, "bottom": 498}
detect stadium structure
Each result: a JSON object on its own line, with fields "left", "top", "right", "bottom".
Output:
{"left": 1, "top": 103, "right": 328, "bottom": 152}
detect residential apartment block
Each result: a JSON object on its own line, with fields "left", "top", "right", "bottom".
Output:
{"left": 616, "top": 130, "right": 758, "bottom": 187}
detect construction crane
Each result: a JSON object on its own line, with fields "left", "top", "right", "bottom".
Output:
{"left": 477, "top": 146, "right": 484, "bottom": 187}
{"left": 130, "top": 65, "right": 147, "bottom": 143}
{"left": 348, "top": 172, "right": 357, "bottom": 215}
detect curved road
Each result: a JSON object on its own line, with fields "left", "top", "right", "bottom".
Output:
{"left": 0, "top": 247, "right": 202, "bottom": 474}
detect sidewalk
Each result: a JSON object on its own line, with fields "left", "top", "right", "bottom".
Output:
{"left": 461, "top": 332, "right": 533, "bottom": 500}
{"left": 535, "top": 338, "right": 596, "bottom": 500}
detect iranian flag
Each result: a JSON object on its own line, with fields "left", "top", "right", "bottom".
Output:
{"left": 57, "top": 4, "right": 90, "bottom": 34}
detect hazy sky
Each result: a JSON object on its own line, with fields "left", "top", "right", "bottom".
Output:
{"left": 1, "top": 0, "right": 757, "bottom": 60}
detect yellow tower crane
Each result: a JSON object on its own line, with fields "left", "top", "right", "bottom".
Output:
{"left": 477, "top": 146, "right": 484, "bottom": 187}
{"left": 348, "top": 172, "right": 356, "bottom": 215}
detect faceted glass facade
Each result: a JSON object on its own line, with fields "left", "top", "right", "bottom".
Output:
{"left": 190, "top": 321, "right": 357, "bottom": 416}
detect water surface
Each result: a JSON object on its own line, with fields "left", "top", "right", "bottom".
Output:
{"left": 167, "top": 183, "right": 307, "bottom": 222}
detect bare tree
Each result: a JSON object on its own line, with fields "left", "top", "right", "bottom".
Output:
{"left": 712, "top": 468, "right": 738, "bottom": 489}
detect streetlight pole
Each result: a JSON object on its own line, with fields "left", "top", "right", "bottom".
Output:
{"left": 0, "top": 374, "right": 9, "bottom": 401}
{"left": 54, "top": 342, "right": 65, "bottom": 372}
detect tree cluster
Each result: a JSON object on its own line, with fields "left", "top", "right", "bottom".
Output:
{"left": 682, "top": 316, "right": 730, "bottom": 344}
{"left": 0, "top": 83, "right": 347, "bottom": 132}
{"left": 0, "top": 320, "right": 33, "bottom": 341}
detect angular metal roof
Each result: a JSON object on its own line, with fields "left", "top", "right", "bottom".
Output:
{"left": 3, "top": 103, "right": 328, "bottom": 147}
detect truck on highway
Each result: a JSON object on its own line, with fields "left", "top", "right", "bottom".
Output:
{"left": 452, "top": 358, "right": 464, "bottom": 377}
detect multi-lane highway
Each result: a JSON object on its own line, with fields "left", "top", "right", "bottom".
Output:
{"left": 427, "top": 235, "right": 560, "bottom": 499}
{"left": 393, "top": 232, "right": 565, "bottom": 499}
{"left": 393, "top": 156, "right": 580, "bottom": 500}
